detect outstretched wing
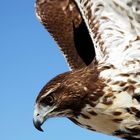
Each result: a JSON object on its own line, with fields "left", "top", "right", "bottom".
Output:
{"left": 35, "top": 0, "right": 140, "bottom": 70}
{"left": 35, "top": 0, "right": 95, "bottom": 70}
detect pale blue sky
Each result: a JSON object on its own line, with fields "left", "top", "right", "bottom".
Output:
{"left": 0, "top": 0, "right": 121, "bottom": 140}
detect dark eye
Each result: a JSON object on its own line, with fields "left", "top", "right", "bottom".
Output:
{"left": 40, "top": 95, "right": 54, "bottom": 106}
{"left": 46, "top": 95, "right": 54, "bottom": 105}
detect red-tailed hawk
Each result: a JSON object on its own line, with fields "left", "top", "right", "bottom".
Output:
{"left": 33, "top": 0, "right": 140, "bottom": 139}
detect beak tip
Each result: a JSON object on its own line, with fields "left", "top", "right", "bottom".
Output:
{"left": 36, "top": 127, "right": 44, "bottom": 132}
{"left": 33, "top": 118, "right": 44, "bottom": 132}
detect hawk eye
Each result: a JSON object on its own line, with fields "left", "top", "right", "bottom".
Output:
{"left": 46, "top": 95, "right": 54, "bottom": 105}
{"left": 40, "top": 95, "right": 54, "bottom": 106}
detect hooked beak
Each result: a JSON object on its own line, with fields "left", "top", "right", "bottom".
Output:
{"left": 33, "top": 104, "right": 55, "bottom": 131}
{"left": 33, "top": 115, "right": 44, "bottom": 132}
{"left": 33, "top": 108, "right": 46, "bottom": 132}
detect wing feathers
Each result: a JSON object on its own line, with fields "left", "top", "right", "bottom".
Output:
{"left": 36, "top": 0, "right": 87, "bottom": 69}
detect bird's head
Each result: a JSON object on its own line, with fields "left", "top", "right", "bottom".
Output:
{"left": 33, "top": 69, "right": 94, "bottom": 131}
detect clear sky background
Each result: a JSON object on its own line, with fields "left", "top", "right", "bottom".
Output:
{"left": 0, "top": 0, "right": 121, "bottom": 140}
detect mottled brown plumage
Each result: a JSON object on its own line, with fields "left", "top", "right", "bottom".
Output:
{"left": 36, "top": 0, "right": 85, "bottom": 69}
{"left": 36, "top": 0, "right": 95, "bottom": 69}
{"left": 33, "top": 61, "right": 107, "bottom": 129}
{"left": 36, "top": 62, "right": 105, "bottom": 116}
{"left": 33, "top": 0, "right": 140, "bottom": 140}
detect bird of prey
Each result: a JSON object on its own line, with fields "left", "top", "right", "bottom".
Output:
{"left": 33, "top": 0, "right": 140, "bottom": 139}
